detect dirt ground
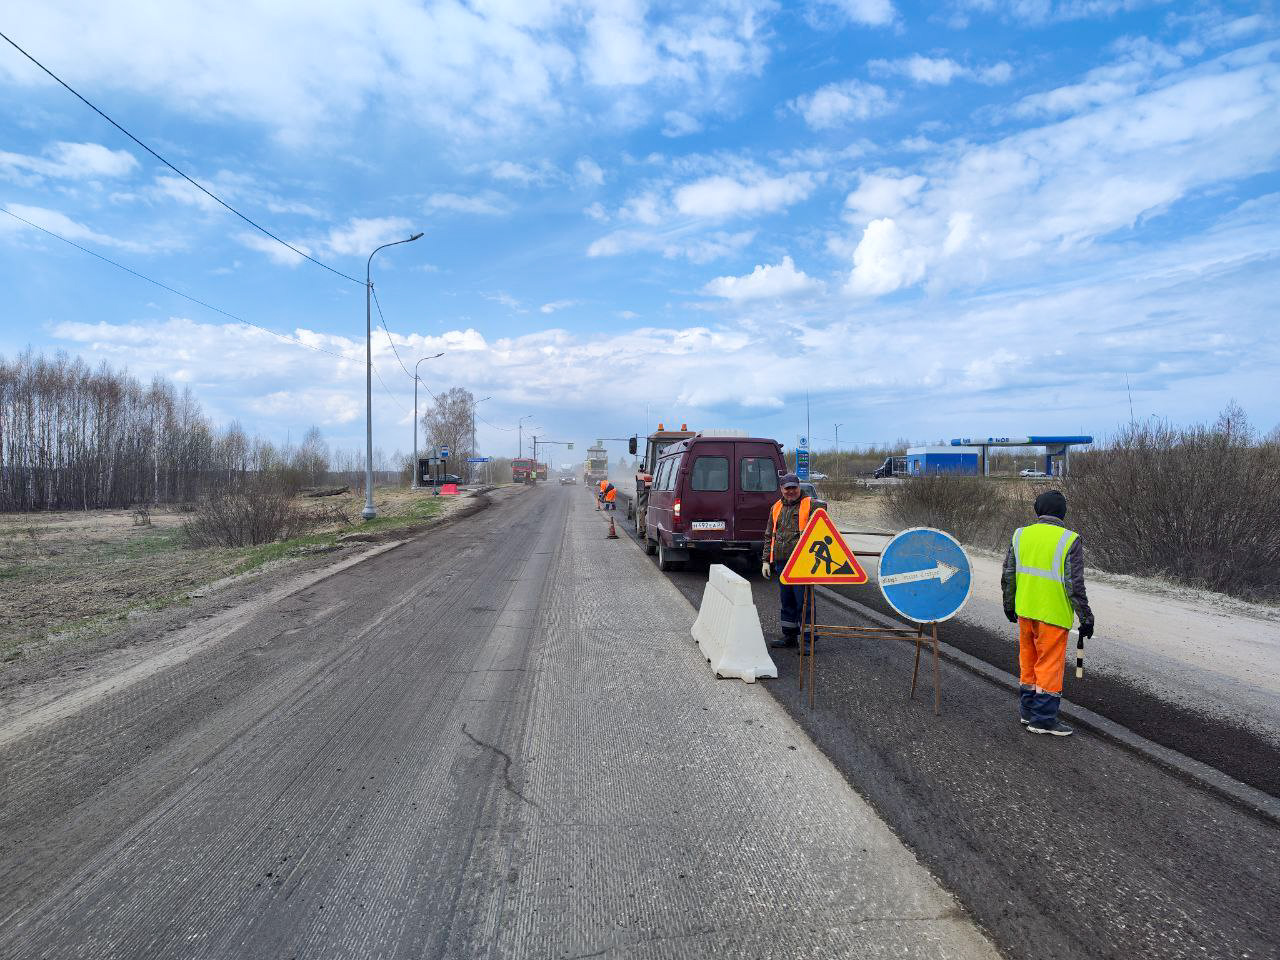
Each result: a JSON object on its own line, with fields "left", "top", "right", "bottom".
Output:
{"left": 0, "top": 485, "right": 475, "bottom": 658}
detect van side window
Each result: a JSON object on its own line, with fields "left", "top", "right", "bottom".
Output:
{"left": 656, "top": 458, "right": 673, "bottom": 491}
{"left": 662, "top": 458, "right": 678, "bottom": 491}
{"left": 740, "top": 457, "right": 778, "bottom": 492}
{"left": 690, "top": 456, "right": 729, "bottom": 491}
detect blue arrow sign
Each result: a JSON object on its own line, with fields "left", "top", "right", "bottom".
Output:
{"left": 439, "top": 446, "right": 450, "bottom": 457}
{"left": 878, "top": 527, "right": 971, "bottom": 623}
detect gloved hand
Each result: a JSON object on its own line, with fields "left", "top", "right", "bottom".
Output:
{"left": 1079, "top": 620, "right": 1094, "bottom": 640}
{"left": 761, "top": 561, "right": 771, "bottom": 580}
{"left": 1004, "top": 608, "right": 1018, "bottom": 624}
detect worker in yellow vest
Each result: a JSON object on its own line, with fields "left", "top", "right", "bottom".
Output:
{"left": 1001, "top": 489, "right": 1095, "bottom": 737}
{"left": 761, "top": 473, "right": 813, "bottom": 649}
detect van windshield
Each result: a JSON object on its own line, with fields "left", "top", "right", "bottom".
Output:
{"left": 690, "top": 456, "right": 729, "bottom": 491}
{"left": 740, "top": 457, "right": 778, "bottom": 492}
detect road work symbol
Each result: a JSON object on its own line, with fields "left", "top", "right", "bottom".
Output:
{"left": 780, "top": 509, "right": 868, "bottom": 585}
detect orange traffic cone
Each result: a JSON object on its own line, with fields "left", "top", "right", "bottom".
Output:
{"left": 607, "top": 515, "right": 619, "bottom": 539}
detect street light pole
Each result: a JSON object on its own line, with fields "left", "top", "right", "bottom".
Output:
{"left": 518, "top": 414, "right": 533, "bottom": 459}
{"left": 411, "top": 352, "right": 445, "bottom": 489}
{"left": 469, "top": 395, "right": 491, "bottom": 483}
{"left": 834, "top": 423, "right": 842, "bottom": 483}
{"left": 364, "top": 231, "right": 423, "bottom": 521}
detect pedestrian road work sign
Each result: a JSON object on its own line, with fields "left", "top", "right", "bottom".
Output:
{"left": 780, "top": 508, "right": 869, "bottom": 585}
{"left": 878, "top": 527, "right": 971, "bottom": 623}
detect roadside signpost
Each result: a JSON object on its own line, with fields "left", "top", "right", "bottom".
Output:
{"left": 779, "top": 513, "right": 962, "bottom": 715}
{"left": 796, "top": 435, "right": 810, "bottom": 482}
{"left": 878, "top": 528, "right": 971, "bottom": 623}
{"left": 877, "top": 527, "right": 972, "bottom": 714}
{"left": 780, "top": 510, "right": 868, "bottom": 585}
{"left": 466, "top": 457, "right": 490, "bottom": 463}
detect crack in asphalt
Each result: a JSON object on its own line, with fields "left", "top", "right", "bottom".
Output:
{"left": 460, "top": 723, "right": 543, "bottom": 813}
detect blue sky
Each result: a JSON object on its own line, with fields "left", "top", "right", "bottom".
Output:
{"left": 1, "top": 0, "right": 1277, "bottom": 460}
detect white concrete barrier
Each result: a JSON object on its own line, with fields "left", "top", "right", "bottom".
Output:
{"left": 691, "top": 564, "right": 777, "bottom": 683}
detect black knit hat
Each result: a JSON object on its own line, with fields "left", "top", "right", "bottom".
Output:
{"left": 1034, "top": 489, "right": 1067, "bottom": 520}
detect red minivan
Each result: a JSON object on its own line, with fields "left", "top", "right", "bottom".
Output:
{"left": 643, "top": 433, "right": 785, "bottom": 572}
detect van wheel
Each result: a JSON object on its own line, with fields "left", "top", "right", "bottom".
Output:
{"left": 657, "top": 540, "right": 681, "bottom": 571}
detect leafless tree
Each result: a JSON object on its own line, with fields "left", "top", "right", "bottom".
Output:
{"left": 422, "top": 387, "right": 475, "bottom": 470}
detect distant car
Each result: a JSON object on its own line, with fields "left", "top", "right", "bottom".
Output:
{"left": 559, "top": 476, "right": 576, "bottom": 485}
{"left": 425, "top": 473, "right": 463, "bottom": 485}
{"left": 1019, "top": 468, "right": 1049, "bottom": 478}
{"left": 808, "top": 472, "right": 828, "bottom": 480}
{"left": 799, "top": 482, "right": 827, "bottom": 509}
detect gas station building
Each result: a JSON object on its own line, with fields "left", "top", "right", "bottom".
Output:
{"left": 948, "top": 435, "right": 1094, "bottom": 477}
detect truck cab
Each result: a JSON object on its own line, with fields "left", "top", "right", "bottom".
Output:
{"left": 642, "top": 433, "right": 785, "bottom": 571}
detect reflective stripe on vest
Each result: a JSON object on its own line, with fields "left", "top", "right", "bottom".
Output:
{"left": 768, "top": 497, "right": 811, "bottom": 565}
{"left": 1012, "top": 523, "right": 1078, "bottom": 629}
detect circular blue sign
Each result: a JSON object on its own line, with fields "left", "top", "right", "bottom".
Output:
{"left": 878, "top": 527, "right": 971, "bottom": 623}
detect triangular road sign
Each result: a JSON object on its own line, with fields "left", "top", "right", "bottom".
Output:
{"left": 779, "top": 507, "right": 869, "bottom": 585}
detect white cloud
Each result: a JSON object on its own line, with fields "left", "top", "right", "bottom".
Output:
{"left": 426, "top": 192, "right": 508, "bottom": 216}
{"left": 490, "top": 160, "right": 550, "bottom": 184}
{"left": 237, "top": 231, "right": 310, "bottom": 266}
{"left": 869, "top": 55, "right": 1013, "bottom": 86}
{"left": 662, "top": 110, "right": 702, "bottom": 137}
{"left": 584, "top": 201, "right": 609, "bottom": 222}
{"left": 1, "top": 202, "right": 149, "bottom": 253}
{"left": 817, "top": 0, "right": 897, "bottom": 26}
{"left": 843, "top": 41, "right": 1280, "bottom": 296}
{"left": 1, "top": 1, "right": 776, "bottom": 143}
{"left": 324, "top": 216, "right": 415, "bottom": 256}
{"left": 790, "top": 80, "right": 893, "bottom": 129}
{"left": 844, "top": 173, "right": 927, "bottom": 222}
{"left": 704, "top": 256, "right": 823, "bottom": 300}
{"left": 575, "top": 156, "right": 605, "bottom": 186}
{"left": 673, "top": 172, "right": 818, "bottom": 218}
{"left": 0, "top": 141, "right": 138, "bottom": 182}
{"left": 587, "top": 228, "right": 756, "bottom": 263}
{"left": 540, "top": 299, "right": 581, "bottom": 314}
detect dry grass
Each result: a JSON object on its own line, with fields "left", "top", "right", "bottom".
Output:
{"left": 0, "top": 485, "right": 461, "bottom": 656}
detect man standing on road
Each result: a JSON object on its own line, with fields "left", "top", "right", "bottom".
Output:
{"left": 761, "top": 474, "right": 813, "bottom": 649}
{"left": 1001, "top": 489, "right": 1095, "bottom": 737}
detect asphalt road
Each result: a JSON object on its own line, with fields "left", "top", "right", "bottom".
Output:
{"left": 617, "top": 514, "right": 1280, "bottom": 960}
{"left": 0, "top": 487, "right": 559, "bottom": 958}
{"left": 0, "top": 486, "right": 1001, "bottom": 960}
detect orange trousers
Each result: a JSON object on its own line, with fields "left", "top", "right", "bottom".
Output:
{"left": 1018, "top": 617, "right": 1069, "bottom": 694}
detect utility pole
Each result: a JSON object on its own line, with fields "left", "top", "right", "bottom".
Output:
{"left": 834, "top": 423, "right": 842, "bottom": 482}
{"left": 805, "top": 392, "right": 811, "bottom": 454}
{"left": 363, "top": 231, "right": 423, "bottom": 521}
{"left": 518, "top": 414, "right": 533, "bottom": 459}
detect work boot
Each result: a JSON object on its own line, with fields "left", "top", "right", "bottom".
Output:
{"left": 770, "top": 633, "right": 798, "bottom": 649}
{"left": 1027, "top": 720, "right": 1074, "bottom": 737}
{"left": 1019, "top": 685, "right": 1035, "bottom": 725}
{"left": 1027, "top": 692, "right": 1072, "bottom": 736}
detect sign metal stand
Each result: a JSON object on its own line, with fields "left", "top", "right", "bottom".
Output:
{"left": 785, "top": 520, "right": 970, "bottom": 715}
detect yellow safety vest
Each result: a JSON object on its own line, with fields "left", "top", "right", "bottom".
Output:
{"left": 1012, "top": 522, "right": 1079, "bottom": 629}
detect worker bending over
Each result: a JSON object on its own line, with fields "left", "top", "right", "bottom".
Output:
{"left": 761, "top": 474, "right": 813, "bottom": 649}
{"left": 1001, "top": 489, "right": 1096, "bottom": 737}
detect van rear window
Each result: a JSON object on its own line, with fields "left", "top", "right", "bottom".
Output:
{"left": 740, "top": 457, "right": 778, "bottom": 492}
{"left": 690, "top": 456, "right": 729, "bottom": 491}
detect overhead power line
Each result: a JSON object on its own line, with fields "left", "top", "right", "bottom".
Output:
{"left": 1, "top": 204, "right": 407, "bottom": 413}
{"left": 0, "top": 28, "right": 362, "bottom": 286}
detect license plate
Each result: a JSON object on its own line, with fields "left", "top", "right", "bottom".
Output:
{"left": 691, "top": 520, "right": 726, "bottom": 531}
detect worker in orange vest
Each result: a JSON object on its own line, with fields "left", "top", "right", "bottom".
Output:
{"left": 597, "top": 478, "right": 607, "bottom": 509}
{"left": 761, "top": 473, "right": 813, "bottom": 649}
{"left": 604, "top": 482, "right": 617, "bottom": 510}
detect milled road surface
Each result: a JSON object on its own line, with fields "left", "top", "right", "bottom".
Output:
{"left": 619, "top": 513, "right": 1280, "bottom": 960}
{"left": 0, "top": 486, "right": 998, "bottom": 959}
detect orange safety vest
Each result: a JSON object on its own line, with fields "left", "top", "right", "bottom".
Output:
{"left": 598, "top": 480, "right": 607, "bottom": 493}
{"left": 605, "top": 486, "right": 616, "bottom": 502}
{"left": 768, "top": 496, "right": 812, "bottom": 564}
